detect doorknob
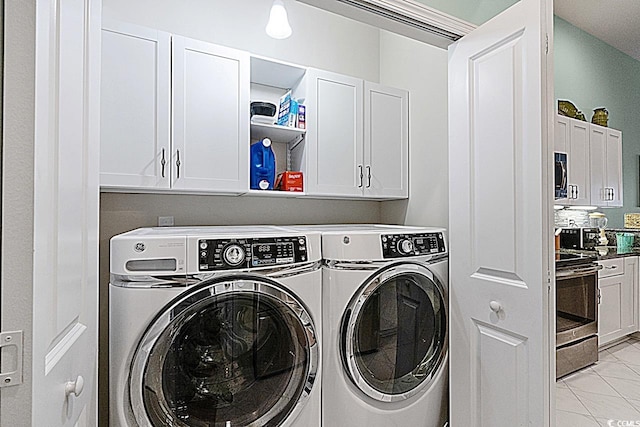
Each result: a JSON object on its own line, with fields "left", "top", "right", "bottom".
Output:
{"left": 489, "top": 301, "right": 503, "bottom": 313}
{"left": 65, "top": 375, "right": 84, "bottom": 398}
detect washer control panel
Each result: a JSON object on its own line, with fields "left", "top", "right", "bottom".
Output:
{"left": 198, "top": 236, "right": 308, "bottom": 270}
{"left": 381, "top": 232, "right": 446, "bottom": 258}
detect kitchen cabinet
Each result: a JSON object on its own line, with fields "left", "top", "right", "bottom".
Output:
{"left": 598, "top": 257, "right": 638, "bottom": 347}
{"left": 100, "top": 20, "right": 171, "bottom": 189}
{"left": 554, "top": 115, "right": 590, "bottom": 205}
{"left": 304, "top": 69, "right": 409, "bottom": 199}
{"left": 100, "top": 22, "right": 249, "bottom": 193}
{"left": 590, "top": 124, "right": 623, "bottom": 207}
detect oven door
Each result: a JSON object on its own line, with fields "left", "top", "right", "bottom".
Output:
{"left": 556, "top": 266, "right": 599, "bottom": 346}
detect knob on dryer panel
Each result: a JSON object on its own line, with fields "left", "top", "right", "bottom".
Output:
{"left": 381, "top": 233, "right": 446, "bottom": 258}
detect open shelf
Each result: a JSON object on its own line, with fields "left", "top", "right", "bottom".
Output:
{"left": 243, "top": 189, "right": 306, "bottom": 198}
{"left": 250, "top": 122, "right": 306, "bottom": 144}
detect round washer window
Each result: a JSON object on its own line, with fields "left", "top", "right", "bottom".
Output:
{"left": 130, "top": 277, "right": 317, "bottom": 427}
{"left": 341, "top": 263, "right": 447, "bottom": 400}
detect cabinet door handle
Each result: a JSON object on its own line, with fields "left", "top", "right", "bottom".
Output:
{"left": 575, "top": 185, "right": 579, "bottom": 199}
{"left": 610, "top": 188, "right": 615, "bottom": 201}
{"left": 160, "top": 149, "right": 166, "bottom": 178}
{"left": 176, "top": 150, "right": 181, "bottom": 179}
{"left": 597, "top": 287, "right": 601, "bottom": 305}
{"left": 358, "top": 165, "right": 363, "bottom": 188}
{"left": 366, "top": 166, "right": 371, "bottom": 188}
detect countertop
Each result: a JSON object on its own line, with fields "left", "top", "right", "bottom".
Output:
{"left": 560, "top": 247, "right": 640, "bottom": 260}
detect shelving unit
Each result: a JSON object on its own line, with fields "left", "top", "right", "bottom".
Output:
{"left": 250, "top": 122, "right": 306, "bottom": 145}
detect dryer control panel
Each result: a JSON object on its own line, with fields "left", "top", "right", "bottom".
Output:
{"left": 381, "top": 232, "right": 446, "bottom": 258}
{"left": 198, "top": 236, "right": 308, "bottom": 270}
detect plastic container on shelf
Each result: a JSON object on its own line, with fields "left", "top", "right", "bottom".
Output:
{"left": 250, "top": 138, "right": 276, "bottom": 190}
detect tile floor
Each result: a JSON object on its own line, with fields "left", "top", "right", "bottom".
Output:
{"left": 557, "top": 337, "right": 640, "bottom": 426}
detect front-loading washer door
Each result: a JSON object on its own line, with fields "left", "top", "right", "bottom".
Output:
{"left": 341, "top": 262, "right": 447, "bottom": 402}
{"left": 128, "top": 275, "right": 318, "bottom": 427}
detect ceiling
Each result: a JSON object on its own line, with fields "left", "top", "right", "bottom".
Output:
{"left": 554, "top": 0, "right": 640, "bottom": 61}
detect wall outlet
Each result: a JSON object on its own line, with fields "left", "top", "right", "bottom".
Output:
{"left": 158, "top": 216, "right": 174, "bottom": 227}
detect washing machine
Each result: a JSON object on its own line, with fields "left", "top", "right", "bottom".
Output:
{"left": 109, "top": 226, "right": 322, "bottom": 427}
{"left": 295, "top": 225, "right": 449, "bottom": 427}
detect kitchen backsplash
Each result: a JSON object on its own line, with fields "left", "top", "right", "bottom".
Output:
{"left": 554, "top": 209, "right": 591, "bottom": 228}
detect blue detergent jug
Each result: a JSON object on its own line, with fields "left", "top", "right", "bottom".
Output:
{"left": 250, "top": 138, "right": 276, "bottom": 190}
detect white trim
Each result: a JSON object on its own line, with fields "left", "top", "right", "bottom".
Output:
{"left": 296, "top": 0, "right": 476, "bottom": 48}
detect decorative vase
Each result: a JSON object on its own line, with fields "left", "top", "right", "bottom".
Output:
{"left": 592, "top": 107, "right": 609, "bottom": 127}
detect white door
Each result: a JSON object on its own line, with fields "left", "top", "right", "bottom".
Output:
{"left": 363, "top": 82, "right": 408, "bottom": 199}
{"left": 171, "top": 36, "right": 249, "bottom": 193}
{"left": 605, "top": 127, "right": 623, "bottom": 207}
{"left": 589, "top": 124, "right": 607, "bottom": 206}
{"left": 305, "top": 69, "right": 363, "bottom": 197}
{"left": 448, "top": 0, "right": 553, "bottom": 425}
{"left": 568, "top": 119, "right": 591, "bottom": 206}
{"left": 1, "top": 0, "right": 100, "bottom": 426}
{"left": 100, "top": 20, "right": 171, "bottom": 189}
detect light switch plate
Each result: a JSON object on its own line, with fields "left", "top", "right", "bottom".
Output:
{"left": 158, "top": 216, "right": 174, "bottom": 227}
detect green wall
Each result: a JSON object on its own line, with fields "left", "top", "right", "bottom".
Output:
{"left": 555, "top": 16, "right": 640, "bottom": 228}
{"left": 413, "top": 0, "right": 517, "bottom": 25}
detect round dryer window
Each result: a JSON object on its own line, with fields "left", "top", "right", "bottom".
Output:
{"left": 128, "top": 275, "right": 318, "bottom": 427}
{"left": 341, "top": 262, "right": 447, "bottom": 402}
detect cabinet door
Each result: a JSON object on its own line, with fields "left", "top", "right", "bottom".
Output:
{"left": 568, "top": 119, "right": 590, "bottom": 206}
{"left": 172, "top": 36, "right": 249, "bottom": 192}
{"left": 554, "top": 116, "right": 570, "bottom": 205}
{"left": 605, "top": 128, "right": 623, "bottom": 207}
{"left": 589, "top": 124, "right": 607, "bottom": 206}
{"left": 623, "top": 256, "right": 638, "bottom": 335}
{"left": 363, "top": 82, "right": 408, "bottom": 199}
{"left": 305, "top": 69, "right": 363, "bottom": 196}
{"left": 599, "top": 274, "right": 624, "bottom": 346}
{"left": 100, "top": 20, "right": 171, "bottom": 189}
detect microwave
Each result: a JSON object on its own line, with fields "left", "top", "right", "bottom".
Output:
{"left": 555, "top": 152, "right": 568, "bottom": 199}
{"left": 559, "top": 228, "right": 599, "bottom": 250}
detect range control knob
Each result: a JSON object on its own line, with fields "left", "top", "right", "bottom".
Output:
{"left": 398, "top": 239, "right": 414, "bottom": 255}
{"left": 223, "top": 244, "right": 245, "bottom": 266}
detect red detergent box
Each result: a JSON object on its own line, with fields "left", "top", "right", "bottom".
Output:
{"left": 275, "top": 171, "right": 304, "bottom": 192}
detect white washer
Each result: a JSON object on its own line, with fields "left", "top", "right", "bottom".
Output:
{"left": 109, "top": 226, "right": 322, "bottom": 427}
{"left": 292, "top": 225, "right": 449, "bottom": 427}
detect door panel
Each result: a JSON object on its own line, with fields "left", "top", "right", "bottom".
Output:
{"left": 364, "top": 82, "right": 408, "bottom": 198}
{"left": 448, "top": 0, "right": 552, "bottom": 425}
{"left": 172, "top": 37, "right": 249, "bottom": 192}
{"left": 29, "top": 0, "right": 100, "bottom": 425}
{"left": 605, "top": 128, "right": 623, "bottom": 207}
{"left": 100, "top": 21, "right": 171, "bottom": 189}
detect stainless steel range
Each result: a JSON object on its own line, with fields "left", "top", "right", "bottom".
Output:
{"left": 556, "top": 253, "right": 602, "bottom": 378}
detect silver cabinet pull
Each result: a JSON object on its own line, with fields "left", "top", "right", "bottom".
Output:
{"left": 160, "top": 149, "right": 166, "bottom": 178}
{"left": 366, "top": 166, "right": 371, "bottom": 188}
{"left": 358, "top": 165, "right": 363, "bottom": 188}
{"left": 575, "top": 185, "right": 579, "bottom": 199}
{"left": 176, "top": 150, "right": 181, "bottom": 179}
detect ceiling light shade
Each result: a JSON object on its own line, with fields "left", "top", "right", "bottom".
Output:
{"left": 266, "top": 0, "right": 292, "bottom": 39}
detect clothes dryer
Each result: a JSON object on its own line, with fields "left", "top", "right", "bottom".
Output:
{"left": 293, "top": 225, "right": 449, "bottom": 427}
{"left": 109, "top": 226, "right": 322, "bottom": 427}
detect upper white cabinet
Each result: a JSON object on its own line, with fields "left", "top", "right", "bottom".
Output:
{"left": 304, "top": 69, "right": 409, "bottom": 199}
{"left": 172, "top": 36, "right": 249, "bottom": 192}
{"left": 590, "top": 125, "right": 623, "bottom": 207}
{"left": 555, "top": 116, "right": 590, "bottom": 206}
{"left": 100, "top": 22, "right": 408, "bottom": 199}
{"left": 101, "top": 24, "right": 249, "bottom": 194}
{"left": 364, "top": 82, "right": 409, "bottom": 198}
{"left": 100, "top": 21, "right": 171, "bottom": 189}
{"left": 554, "top": 114, "right": 623, "bottom": 207}
{"left": 304, "top": 69, "right": 364, "bottom": 197}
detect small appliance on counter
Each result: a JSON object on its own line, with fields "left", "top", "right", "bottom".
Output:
{"left": 559, "top": 227, "right": 600, "bottom": 250}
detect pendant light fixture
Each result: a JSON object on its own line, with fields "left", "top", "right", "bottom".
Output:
{"left": 266, "top": 0, "right": 292, "bottom": 39}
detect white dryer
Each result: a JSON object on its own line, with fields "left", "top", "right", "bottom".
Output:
{"left": 109, "top": 226, "right": 322, "bottom": 427}
{"left": 296, "top": 225, "right": 449, "bottom": 427}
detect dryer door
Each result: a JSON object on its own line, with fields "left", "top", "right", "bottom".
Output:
{"left": 128, "top": 275, "right": 318, "bottom": 427}
{"left": 341, "top": 262, "right": 447, "bottom": 402}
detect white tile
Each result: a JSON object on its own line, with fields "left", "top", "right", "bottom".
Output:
{"left": 593, "top": 419, "right": 611, "bottom": 427}
{"left": 608, "top": 345, "right": 640, "bottom": 366}
{"left": 627, "top": 398, "right": 640, "bottom": 412}
{"left": 591, "top": 361, "right": 640, "bottom": 381}
{"left": 573, "top": 390, "right": 640, "bottom": 420}
{"left": 556, "top": 387, "right": 591, "bottom": 415}
{"left": 603, "top": 377, "right": 640, "bottom": 400}
{"left": 599, "top": 350, "right": 620, "bottom": 363}
{"left": 564, "top": 372, "right": 620, "bottom": 397}
{"left": 556, "top": 380, "right": 568, "bottom": 389}
{"left": 555, "top": 410, "right": 599, "bottom": 427}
